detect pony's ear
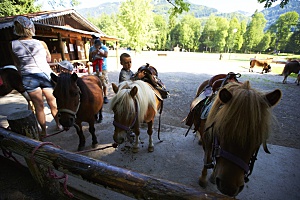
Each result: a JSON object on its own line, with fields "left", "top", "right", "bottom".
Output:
{"left": 218, "top": 88, "right": 232, "bottom": 104}
{"left": 71, "top": 72, "right": 78, "bottom": 82}
{"left": 112, "top": 83, "right": 118, "bottom": 94}
{"left": 265, "top": 89, "right": 282, "bottom": 107}
{"left": 50, "top": 72, "right": 58, "bottom": 84}
{"left": 130, "top": 86, "right": 138, "bottom": 98}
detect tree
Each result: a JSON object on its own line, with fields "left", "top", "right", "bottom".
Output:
{"left": 118, "top": 0, "right": 155, "bottom": 51}
{"left": 274, "top": 11, "right": 299, "bottom": 52}
{"left": 285, "top": 21, "right": 300, "bottom": 53}
{"left": 200, "top": 14, "right": 217, "bottom": 52}
{"left": 257, "top": 0, "right": 290, "bottom": 8}
{"left": 166, "top": 0, "right": 190, "bottom": 18}
{"left": 0, "top": 0, "right": 40, "bottom": 17}
{"left": 225, "top": 17, "right": 240, "bottom": 53}
{"left": 153, "top": 14, "right": 168, "bottom": 50}
{"left": 214, "top": 17, "right": 229, "bottom": 52}
{"left": 255, "top": 32, "right": 271, "bottom": 52}
{"left": 243, "top": 11, "right": 267, "bottom": 53}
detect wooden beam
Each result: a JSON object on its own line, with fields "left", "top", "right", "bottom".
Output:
{"left": 0, "top": 128, "right": 231, "bottom": 200}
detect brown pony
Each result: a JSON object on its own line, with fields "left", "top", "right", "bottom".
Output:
{"left": 110, "top": 80, "right": 162, "bottom": 153}
{"left": 51, "top": 73, "right": 103, "bottom": 151}
{"left": 282, "top": 60, "right": 300, "bottom": 85}
{"left": 185, "top": 74, "right": 282, "bottom": 197}
{"left": 249, "top": 58, "right": 272, "bottom": 74}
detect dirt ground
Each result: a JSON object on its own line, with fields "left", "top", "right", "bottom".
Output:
{"left": 0, "top": 52, "right": 299, "bottom": 199}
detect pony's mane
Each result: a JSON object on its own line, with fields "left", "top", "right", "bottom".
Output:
{"left": 110, "top": 80, "right": 157, "bottom": 122}
{"left": 206, "top": 81, "right": 272, "bottom": 150}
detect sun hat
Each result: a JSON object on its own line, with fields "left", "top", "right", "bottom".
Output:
{"left": 13, "top": 16, "right": 34, "bottom": 29}
{"left": 58, "top": 60, "right": 74, "bottom": 71}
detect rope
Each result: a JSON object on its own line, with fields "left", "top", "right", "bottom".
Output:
{"left": 41, "top": 129, "right": 65, "bottom": 139}
{"left": 31, "top": 142, "right": 74, "bottom": 198}
{"left": 76, "top": 143, "right": 118, "bottom": 154}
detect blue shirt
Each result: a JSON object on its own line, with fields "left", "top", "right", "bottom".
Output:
{"left": 101, "top": 45, "right": 108, "bottom": 70}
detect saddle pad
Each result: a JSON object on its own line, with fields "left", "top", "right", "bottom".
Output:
{"left": 146, "top": 83, "right": 163, "bottom": 101}
{"left": 201, "top": 100, "right": 214, "bottom": 120}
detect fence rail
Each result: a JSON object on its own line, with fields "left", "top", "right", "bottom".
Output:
{"left": 0, "top": 127, "right": 230, "bottom": 200}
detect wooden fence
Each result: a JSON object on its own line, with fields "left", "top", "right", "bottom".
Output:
{"left": 0, "top": 127, "right": 231, "bottom": 200}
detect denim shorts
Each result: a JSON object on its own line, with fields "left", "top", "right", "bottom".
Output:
{"left": 22, "top": 73, "right": 53, "bottom": 92}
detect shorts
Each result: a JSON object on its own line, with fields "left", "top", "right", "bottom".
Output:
{"left": 22, "top": 73, "right": 53, "bottom": 92}
{"left": 98, "top": 70, "right": 109, "bottom": 87}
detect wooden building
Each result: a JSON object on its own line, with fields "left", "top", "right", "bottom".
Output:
{"left": 0, "top": 9, "right": 118, "bottom": 69}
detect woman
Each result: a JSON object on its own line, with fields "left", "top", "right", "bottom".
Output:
{"left": 9, "top": 16, "right": 62, "bottom": 137}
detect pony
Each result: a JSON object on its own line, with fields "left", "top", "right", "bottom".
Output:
{"left": 282, "top": 60, "right": 300, "bottom": 85}
{"left": 110, "top": 80, "right": 162, "bottom": 153}
{"left": 0, "top": 65, "right": 32, "bottom": 110}
{"left": 51, "top": 73, "right": 103, "bottom": 151}
{"left": 249, "top": 58, "right": 272, "bottom": 74}
{"left": 185, "top": 73, "right": 282, "bottom": 197}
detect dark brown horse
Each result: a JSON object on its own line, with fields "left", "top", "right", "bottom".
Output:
{"left": 249, "top": 58, "right": 272, "bottom": 74}
{"left": 0, "top": 65, "right": 32, "bottom": 109}
{"left": 282, "top": 60, "right": 300, "bottom": 85}
{"left": 185, "top": 73, "right": 282, "bottom": 197}
{"left": 110, "top": 80, "right": 162, "bottom": 153}
{"left": 51, "top": 73, "right": 103, "bottom": 151}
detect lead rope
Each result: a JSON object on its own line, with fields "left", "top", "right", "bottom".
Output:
{"left": 157, "top": 100, "right": 164, "bottom": 141}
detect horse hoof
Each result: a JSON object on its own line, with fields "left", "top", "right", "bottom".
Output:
{"left": 198, "top": 178, "right": 207, "bottom": 188}
{"left": 92, "top": 143, "right": 98, "bottom": 148}
{"left": 148, "top": 146, "right": 154, "bottom": 152}
{"left": 132, "top": 147, "right": 139, "bottom": 153}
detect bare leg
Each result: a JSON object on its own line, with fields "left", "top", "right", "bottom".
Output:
{"left": 28, "top": 89, "right": 46, "bottom": 136}
{"left": 43, "top": 88, "right": 61, "bottom": 129}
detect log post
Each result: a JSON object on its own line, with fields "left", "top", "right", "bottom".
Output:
{"left": 7, "top": 110, "right": 64, "bottom": 199}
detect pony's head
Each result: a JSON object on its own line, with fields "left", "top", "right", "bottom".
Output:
{"left": 205, "top": 81, "right": 281, "bottom": 197}
{"left": 52, "top": 73, "right": 81, "bottom": 129}
{"left": 110, "top": 81, "right": 156, "bottom": 144}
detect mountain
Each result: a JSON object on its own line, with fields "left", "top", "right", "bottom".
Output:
{"left": 262, "top": 0, "right": 300, "bottom": 29}
{"left": 76, "top": 0, "right": 300, "bottom": 30}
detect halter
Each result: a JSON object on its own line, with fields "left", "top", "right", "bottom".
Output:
{"left": 206, "top": 124, "right": 259, "bottom": 183}
{"left": 58, "top": 86, "right": 81, "bottom": 118}
{"left": 112, "top": 98, "right": 138, "bottom": 143}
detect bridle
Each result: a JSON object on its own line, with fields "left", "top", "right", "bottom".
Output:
{"left": 205, "top": 123, "right": 259, "bottom": 183}
{"left": 112, "top": 98, "right": 138, "bottom": 143}
{"left": 58, "top": 86, "right": 81, "bottom": 118}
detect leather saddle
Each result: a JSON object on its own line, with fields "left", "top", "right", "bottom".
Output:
{"left": 134, "top": 63, "right": 169, "bottom": 99}
{"left": 185, "top": 72, "right": 241, "bottom": 130}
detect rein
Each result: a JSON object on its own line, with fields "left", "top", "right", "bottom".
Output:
{"left": 113, "top": 99, "right": 138, "bottom": 143}
{"left": 206, "top": 124, "right": 259, "bottom": 183}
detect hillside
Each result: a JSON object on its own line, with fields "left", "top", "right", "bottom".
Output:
{"left": 77, "top": 0, "right": 300, "bottom": 30}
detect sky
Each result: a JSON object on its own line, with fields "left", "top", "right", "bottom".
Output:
{"left": 38, "top": 0, "right": 278, "bottom": 14}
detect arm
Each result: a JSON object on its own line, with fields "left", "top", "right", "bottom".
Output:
{"left": 99, "top": 46, "right": 108, "bottom": 58}
{"left": 40, "top": 41, "right": 51, "bottom": 63}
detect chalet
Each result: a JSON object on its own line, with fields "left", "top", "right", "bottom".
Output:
{"left": 0, "top": 9, "right": 119, "bottom": 70}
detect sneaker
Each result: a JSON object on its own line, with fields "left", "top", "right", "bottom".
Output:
{"left": 104, "top": 96, "right": 109, "bottom": 104}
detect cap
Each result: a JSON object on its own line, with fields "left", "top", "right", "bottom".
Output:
{"left": 94, "top": 39, "right": 102, "bottom": 45}
{"left": 13, "top": 16, "right": 34, "bottom": 29}
{"left": 58, "top": 60, "right": 74, "bottom": 71}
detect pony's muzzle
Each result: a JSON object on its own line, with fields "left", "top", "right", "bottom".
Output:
{"left": 113, "top": 131, "right": 126, "bottom": 144}
{"left": 216, "top": 177, "right": 244, "bottom": 197}
{"left": 58, "top": 113, "right": 76, "bottom": 128}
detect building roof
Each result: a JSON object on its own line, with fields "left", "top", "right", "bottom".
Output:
{"left": 0, "top": 9, "right": 118, "bottom": 41}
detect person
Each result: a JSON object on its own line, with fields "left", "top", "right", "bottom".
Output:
{"left": 57, "top": 60, "right": 74, "bottom": 74}
{"left": 9, "top": 16, "right": 62, "bottom": 137}
{"left": 51, "top": 46, "right": 58, "bottom": 53}
{"left": 119, "top": 53, "right": 134, "bottom": 83}
{"left": 89, "top": 38, "right": 109, "bottom": 104}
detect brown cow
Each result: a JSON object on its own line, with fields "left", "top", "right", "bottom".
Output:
{"left": 249, "top": 58, "right": 273, "bottom": 74}
{"left": 282, "top": 60, "right": 300, "bottom": 85}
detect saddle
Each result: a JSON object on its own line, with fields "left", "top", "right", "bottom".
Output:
{"left": 133, "top": 63, "right": 169, "bottom": 99}
{"left": 185, "top": 72, "right": 241, "bottom": 132}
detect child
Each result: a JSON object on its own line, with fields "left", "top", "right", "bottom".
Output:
{"left": 57, "top": 60, "right": 74, "bottom": 74}
{"left": 89, "top": 39, "right": 104, "bottom": 76}
{"left": 119, "top": 53, "right": 134, "bottom": 83}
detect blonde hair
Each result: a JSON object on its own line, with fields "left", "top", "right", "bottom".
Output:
{"left": 13, "top": 20, "right": 35, "bottom": 37}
